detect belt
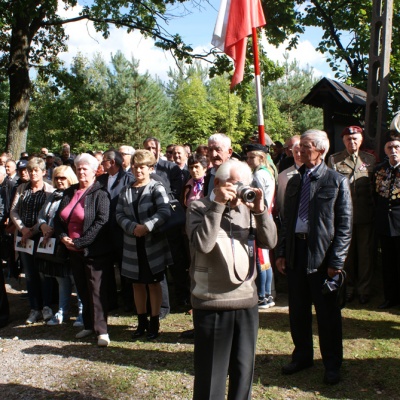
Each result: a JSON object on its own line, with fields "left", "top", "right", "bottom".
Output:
{"left": 295, "top": 233, "right": 308, "bottom": 240}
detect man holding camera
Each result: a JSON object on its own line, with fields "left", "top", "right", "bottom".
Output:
{"left": 187, "top": 159, "right": 277, "bottom": 399}
{"left": 276, "top": 130, "right": 352, "bottom": 385}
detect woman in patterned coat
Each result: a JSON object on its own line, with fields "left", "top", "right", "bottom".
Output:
{"left": 116, "top": 150, "right": 172, "bottom": 340}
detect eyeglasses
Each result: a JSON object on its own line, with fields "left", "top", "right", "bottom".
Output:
{"left": 55, "top": 176, "right": 67, "bottom": 180}
{"left": 121, "top": 153, "right": 133, "bottom": 156}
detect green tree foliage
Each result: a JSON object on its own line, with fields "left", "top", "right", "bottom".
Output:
{"left": 28, "top": 52, "right": 173, "bottom": 153}
{"left": 265, "top": 54, "right": 323, "bottom": 137}
{"left": 0, "top": 0, "right": 203, "bottom": 157}
{"left": 167, "top": 62, "right": 256, "bottom": 151}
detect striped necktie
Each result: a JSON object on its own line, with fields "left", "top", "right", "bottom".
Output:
{"left": 298, "top": 171, "right": 311, "bottom": 222}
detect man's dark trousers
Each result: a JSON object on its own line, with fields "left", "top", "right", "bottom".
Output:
{"left": 287, "top": 237, "right": 343, "bottom": 372}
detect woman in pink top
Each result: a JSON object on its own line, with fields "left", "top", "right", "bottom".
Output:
{"left": 55, "top": 153, "right": 111, "bottom": 347}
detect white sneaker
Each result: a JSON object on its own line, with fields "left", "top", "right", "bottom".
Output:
{"left": 47, "top": 312, "right": 63, "bottom": 326}
{"left": 42, "top": 306, "right": 53, "bottom": 321}
{"left": 73, "top": 314, "right": 84, "bottom": 327}
{"left": 98, "top": 334, "right": 110, "bottom": 347}
{"left": 26, "top": 309, "right": 42, "bottom": 324}
{"left": 265, "top": 296, "right": 275, "bottom": 308}
{"left": 76, "top": 329, "right": 94, "bottom": 339}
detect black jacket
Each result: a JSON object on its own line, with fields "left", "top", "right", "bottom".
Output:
{"left": 154, "top": 158, "right": 183, "bottom": 199}
{"left": 54, "top": 181, "right": 111, "bottom": 257}
{"left": 276, "top": 162, "right": 352, "bottom": 273}
{"left": 97, "top": 169, "right": 134, "bottom": 251}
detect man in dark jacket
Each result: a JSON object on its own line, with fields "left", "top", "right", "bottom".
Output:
{"left": 98, "top": 150, "right": 134, "bottom": 311}
{"left": 276, "top": 129, "right": 352, "bottom": 385}
{"left": 373, "top": 135, "right": 400, "bottom": 309}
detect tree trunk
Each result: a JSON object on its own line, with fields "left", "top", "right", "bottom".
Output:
{"left": 7, "top": 16, "right": 31, "bottom": 159}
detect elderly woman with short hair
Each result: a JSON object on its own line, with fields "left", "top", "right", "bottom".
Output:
{"left": 55, "top": 153, "right": 112, "bottom": 347}
{"left": 10, "top": 157, "right": 55, "bottom": 324}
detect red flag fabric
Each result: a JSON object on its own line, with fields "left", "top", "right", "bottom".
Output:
{"left": 212, "top": 0, "right": 266, "bottom": 88}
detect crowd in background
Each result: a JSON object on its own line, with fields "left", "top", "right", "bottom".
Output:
{"left": 0, "top": 119, "right": 400, "bottom": 394}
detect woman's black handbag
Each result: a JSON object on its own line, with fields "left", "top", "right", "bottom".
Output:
{"left": 35, "top": 240, "right": 69, "bottom": 266}
{"left": 156, "top": 199, "right": 186, "bottom": 233}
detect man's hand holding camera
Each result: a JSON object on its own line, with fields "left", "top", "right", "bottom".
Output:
{"left": 214, "top": 182, "right": 265, "bottom": 214}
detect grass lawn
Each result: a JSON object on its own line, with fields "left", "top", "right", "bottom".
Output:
{"left": 1, "top": 278, "right": 400, "bottom": 399}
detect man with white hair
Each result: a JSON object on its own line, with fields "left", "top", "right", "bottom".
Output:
{"left": 203, "top": 133, "right": 233, "bottom": 196}
{"left": 187, "top": 159, "right": 277, "bottom": 399}
{"left": 276, "top": 129, "right": 352, "bottom": 385}
{"left": 118, "top": 145, "right": 135, "bottom": 172}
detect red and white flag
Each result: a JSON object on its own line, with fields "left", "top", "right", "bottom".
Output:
{"left": 212, "top": 0, "right": 266, "bottom": 88}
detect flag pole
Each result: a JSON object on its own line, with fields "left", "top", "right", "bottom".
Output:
{"left": 251, "top": 27, "right": 265, "bottom": 146}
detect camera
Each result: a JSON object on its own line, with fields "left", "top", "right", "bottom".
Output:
{"left": 236, "top": 182, "right": 256, "bottom": 203}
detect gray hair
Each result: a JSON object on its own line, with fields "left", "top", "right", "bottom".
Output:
{"left": 208, "top": 133, "right": 232, "bottom": 150}
{"left": 119, "top": 145, "right": 135, "bottom": 156}
{"left": 301, "top": 129, "right": 330, "bottom": 160}
{"left": 215, "top": 159, "right": 252, "bottom": 185}
{"left": 27, "top": 157, "right": 46, "bottom": 171}
{"left": 74, "top": 153, "right": 99, "bottom": 171}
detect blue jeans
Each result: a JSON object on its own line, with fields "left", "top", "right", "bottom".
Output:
{"left": 41, "top": 274, "right": 73, "bottom": 315}
{"left": 39, "top": 272, "right": 54, "bottom": 308}
{"left": 20, "top": 252, "right": 51, "bottom": 310}
{"left": 256, "top": 255, "right": 273, "bottom": 298}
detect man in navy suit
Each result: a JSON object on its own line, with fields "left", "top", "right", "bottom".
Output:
{"left": 98, "top": 150, "right": 134, "bottom": 311}
{"left": 173, "top": 145, "right": 190, "bottom": 184}
{"left": 143, "top": 137, "right": 190, "bottom": 314}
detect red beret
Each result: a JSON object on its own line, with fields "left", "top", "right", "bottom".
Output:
{"left": 341, "top": 126, "right": 363, "bottom": 137}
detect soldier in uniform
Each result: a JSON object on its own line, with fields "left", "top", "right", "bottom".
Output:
{"left": 373, "top": 121, "right": 400, "bottom": 309}
{"left": 328, "top": 126, "right": 376, "bottom": 304}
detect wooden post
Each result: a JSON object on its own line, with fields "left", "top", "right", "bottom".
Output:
{"left": 364, "top": 0, "right": 393, "bottom": 157}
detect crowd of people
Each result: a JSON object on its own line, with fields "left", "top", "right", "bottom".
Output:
{"left": 0, "top": 116, "right": 399, "bottom": 397}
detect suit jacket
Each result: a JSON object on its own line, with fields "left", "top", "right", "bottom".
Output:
{"left": 329, "top": 150, "right": 376, "bottom": 224}
{"left": 97, "top": 169, "right": 134, "bottom": 251}
{"left": 154, "top": 158, "right": 183, "bottom": 200}
{"left": 277, "top": 162, "right": 353, "bottom": 274}
{"left": 276, "top": 165, "right": 299, "bottom": 218}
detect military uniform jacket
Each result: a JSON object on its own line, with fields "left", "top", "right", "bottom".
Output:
{"left": 328, "top": 150, "right": 376, "bottom": 224}
{"left": 373, "top": 160, "right": 400, "bottom": 237}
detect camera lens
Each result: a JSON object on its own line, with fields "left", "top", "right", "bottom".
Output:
{"left": 242, "top": 189, "right": 256, "bottom": 203}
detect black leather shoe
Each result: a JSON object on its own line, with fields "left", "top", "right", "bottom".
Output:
{"left": 324, "top": 370, "right": 340, "bottom": 384}
{"left": 281, "top": 361, "right": 314, "bottom": 375}
{"left": 359, "top": 295, "right": 370, "bottom": 305}
{"left": 346, "top": 292, "right": 354, "bottom": 303}
{"left": 378, "top": 300, "right": 399, "bottom": 309}
{"left": 180, "top": 329, "right": 194, "bottom": 339}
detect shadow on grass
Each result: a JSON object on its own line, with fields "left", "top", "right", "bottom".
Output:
{"left": 22, "top": 342, "right": 194, "bottom": 373}
{"left": 0, "top": 383, "right": 104, "bottom": 400}
{"left": 259, "top": 309, "right": 400, "bottom": 340}
{"left": 254, "top": 356, "right": 400, "bottom": 399}
{"left": 20, "top": 342, "right": 400, "bottom": 399}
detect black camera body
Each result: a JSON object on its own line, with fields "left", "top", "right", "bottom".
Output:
{"left": 236, "top": 182, "right": 256, "bottom": 203}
